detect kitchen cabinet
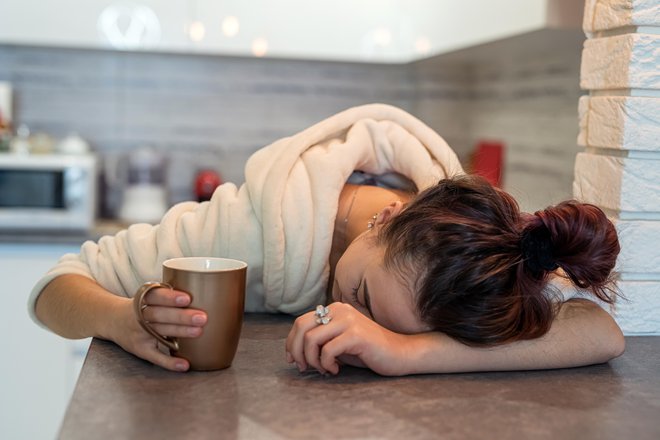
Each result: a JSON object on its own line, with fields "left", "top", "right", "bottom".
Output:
{"left": 0, "top": 242, "right": 89, "bottom": 440}
{"left": 0, "top": 0, "right": 582, "bottom": 63}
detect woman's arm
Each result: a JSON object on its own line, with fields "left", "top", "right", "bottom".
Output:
{"left": 36, "top": 274, "right": 207, "bottom": 372}
{"left": 36, "top": 274, "right": 125, "bottom": 340}
{"left": 403, "top": 299, "right": 625, "bottom": 375}
{"left": 285, "top": 299, "right": 625, "bottom": 376}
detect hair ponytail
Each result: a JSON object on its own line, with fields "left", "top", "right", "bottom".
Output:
{"left": 529, "top": 201, "right": 620, "bottom": 304}
{"left": 520, "top": 223, "right": 558, "bottom": 276}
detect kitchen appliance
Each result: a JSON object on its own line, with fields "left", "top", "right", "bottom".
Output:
{"left": 194, "top": 169, "right": 222, "bottom": 202}
{"left": 56, "top": 133, "right": 91, "bottom": 155}
{"left": 0, "top": 153, "right": 98, "bottom": 231}
{"left": 117, "top": 147, "right": 168, "bottom": 224}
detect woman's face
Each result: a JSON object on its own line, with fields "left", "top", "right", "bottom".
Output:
{"left": 331, "top": 227, "right": 428, "bottom": 334}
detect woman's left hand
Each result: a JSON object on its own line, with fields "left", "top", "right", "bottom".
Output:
{"left": 285, "top": 302, "right": 412, "bottom": 376}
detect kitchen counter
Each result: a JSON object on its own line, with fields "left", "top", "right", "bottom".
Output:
{"left": 59, "top": 314, "right": 660, "bottom": 440}
{"left": 0, "top": 220, "right": 126, "bottom": 245}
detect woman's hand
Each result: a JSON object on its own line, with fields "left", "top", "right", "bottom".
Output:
{"left": 110, "top": 287, "right": 207, "bottom": 372}
{"left": 285, "top": 302, "right": 413, "bottom": 376}
{"left": 36, "top": 274, "right": 209, "bottom": 372}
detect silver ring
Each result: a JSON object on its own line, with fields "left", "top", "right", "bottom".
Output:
{"left": 315, "top": 316, "right": 332, "bottom": 325}
{"left": 314, "top": 305, "right": 331, "bottom": 325}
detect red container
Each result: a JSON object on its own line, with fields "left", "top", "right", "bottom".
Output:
{"left": 195, "top": 170, "right": 222, "bottom": 202}
{"left": 471, "top": 140, "right": 504, "bottom": 187}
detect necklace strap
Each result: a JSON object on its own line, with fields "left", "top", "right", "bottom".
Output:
{"left": 343, "top": 185, "right": 360, "bottom": 225}
{"left": 343, "top": 186, "right": 360, "bottom": 248}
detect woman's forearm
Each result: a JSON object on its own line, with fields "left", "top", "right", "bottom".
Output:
{"left": 35, "top": 274, "right": 129, "bottom": 341}
{"left": 37, "top": 274, "right": 209, "bottom": 372}
{"left": 404, "top": 299, "right": 625, "bottom": 375}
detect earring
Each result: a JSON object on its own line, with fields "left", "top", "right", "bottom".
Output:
{"left": 367, "top": 214, "right": 378, "bottom": 230}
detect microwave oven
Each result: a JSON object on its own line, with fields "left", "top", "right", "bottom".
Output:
{"left": 0, "top": 153, "right": 98, "bottom": 231}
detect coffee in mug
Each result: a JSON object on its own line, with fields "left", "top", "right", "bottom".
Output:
{"left": 134, "top": 257, "right": 247, "bottom": 371}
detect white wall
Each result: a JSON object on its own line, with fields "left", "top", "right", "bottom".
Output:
{"left": 413, "top": 28, "right": 586, "bottom": 212}
{"left": 409, "top": 0, "right": 547, "bottom": 57}
{"left": 0, "top": 0, "right": 558, "bottom": 62}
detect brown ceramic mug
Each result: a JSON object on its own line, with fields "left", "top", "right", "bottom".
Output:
{"left": 133, "top": 257, "right": 247, "bottom": 371}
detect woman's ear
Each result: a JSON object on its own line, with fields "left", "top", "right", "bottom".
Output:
{"left": 376, "top": 201, "right": 405, "bottom": 225}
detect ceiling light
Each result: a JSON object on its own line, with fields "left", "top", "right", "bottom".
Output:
{"left": 189, "top": 21, "right": 206, "bottom": 42}
{"left": 414, "top": 37, "right": 431, "bottom": 55}
{"left": 222, "top": 16, "right": 240, "bottom": 37}
{"left": 252, "top": 38, "right": 269, "bottom": 57}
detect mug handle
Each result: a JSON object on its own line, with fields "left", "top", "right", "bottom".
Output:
{"left": 133, "top": 281, "right": 180, "bottom": 352}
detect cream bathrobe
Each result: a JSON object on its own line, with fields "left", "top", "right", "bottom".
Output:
{"left": 28, "top": 103, "right": 464, "bottom": 325}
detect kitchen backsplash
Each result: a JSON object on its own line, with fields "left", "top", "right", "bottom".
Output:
{"left": 460, "top": 50, "right": 583, "bottom": 211}
{"left": 0, "top": 37, "right": 583, "bottom": 214}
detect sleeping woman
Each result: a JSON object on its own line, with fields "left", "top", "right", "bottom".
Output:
{"left": 29, "top": 104, "right": 624, "bottom": 375}
{"left": 286, "top": 176, "right": 623, "bottom": 375}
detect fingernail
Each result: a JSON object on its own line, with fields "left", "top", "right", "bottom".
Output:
{"left": 192, "top": 314, "right": 206, "bottom": 325}
{"left": 175, "top": 296, "right": 189, "bottom": 306}
{"left": 175, "top": 362, "right": 188, "bottom": 372}
{"left": 187, "top": 326, "right": 201, "bottom": 337}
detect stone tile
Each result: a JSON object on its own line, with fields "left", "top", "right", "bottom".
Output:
{"left": 583, "top": 0, "right": 660, "bottom": 33}
{"left": 581, "top": 33, "right": 660, "bottom": 91}
{"left": 613, "top": 280, "right": 660, "bottom": 333}
{"left": 614, "top": 218, "right": 660, "bottom": 274}
{"left": 573, "top": 152, "right": 660, "bottom": 214}
{"left": 578, "top": 95, "right": 660, "bottom": 151}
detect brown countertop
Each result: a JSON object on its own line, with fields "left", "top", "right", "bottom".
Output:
{"left": 59, "top": 314, "right": 660, "bottom": 440}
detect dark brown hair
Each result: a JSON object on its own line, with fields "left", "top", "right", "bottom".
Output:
{"left": 380, "top": 175, "right": 620, "bottom": 346}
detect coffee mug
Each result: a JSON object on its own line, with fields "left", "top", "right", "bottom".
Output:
{"left": 133, "top": 257, "right": 247, "bottom": 371}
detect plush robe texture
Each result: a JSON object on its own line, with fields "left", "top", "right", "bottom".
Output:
{"left": 28, "top": 103, "right": 465, "bottom": 326}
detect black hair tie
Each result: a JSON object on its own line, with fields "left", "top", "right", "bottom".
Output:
{"left": 520, "top": 226, "right": 558, "bottom": 275}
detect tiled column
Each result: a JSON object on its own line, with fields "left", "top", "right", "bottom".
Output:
{"left": 574, "top": 0, "right": 660, "bottom": 333}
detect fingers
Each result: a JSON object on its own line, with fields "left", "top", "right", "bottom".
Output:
{"left": 149, "top": 322, "right": 203, "bottom": 338}
{"left": 141, "top": 287, "right": 207, "bottom": 332}
{"left": 134, "top": 288, "right": 203, "bottom": 372}
{"left": 146, "top": 350, "right": 190, "bottom": 372}
{"left": 140, "top": 304, "right": 207, "bottom": 355}
{"left": 118, "top": 296, "right": 193, "bottom": 372}
{"left": 302, "top": 326, "right": 337, "bottom": 374}
{"left": 289, "top": 324, "right": 344, "bottom": 375}
{"left": 285, "top": 312, "right": 317, "bottom": 372}
{"left": 144, "top": 287, "right": 191, "bottom": 307}
{"left": 155, "top": 354, "right": 190, "bottom": 372}
{"left": 142, "top": 304, "right": 207, "bottom": 327}
{"left": 285, "top": 303, "right": 349, "bottom": 375}
{"left": 318, "top": 337, "right": 353, "bottom": 375}
{"left": 134, "top": 336, "right": 190, "bottom": 372}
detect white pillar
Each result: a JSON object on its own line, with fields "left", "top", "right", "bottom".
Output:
{"left": 574, "top": 0, "right": 660, "bottom": 334}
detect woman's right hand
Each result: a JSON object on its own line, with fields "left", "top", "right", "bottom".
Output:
{"left": 110, "top": 287, "right": 207, "bottom": 372}
{"left": 285, "top": 302, "right": 414, "bottom": 376}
